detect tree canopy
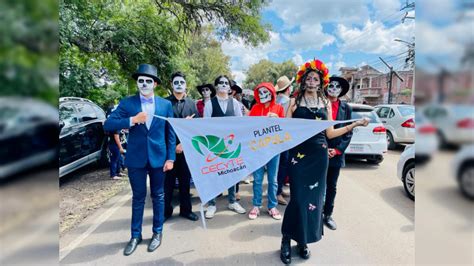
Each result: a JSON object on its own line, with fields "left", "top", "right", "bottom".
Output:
{"left": 244, "top": 59, "right": 298, "bottom": 91}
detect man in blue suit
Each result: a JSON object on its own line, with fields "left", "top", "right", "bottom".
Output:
{"left": 104, "top": 64, "right": 176, "bottom": 256}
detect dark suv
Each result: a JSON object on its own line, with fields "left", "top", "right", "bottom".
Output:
{"left": 59, "top": 97, "right": 108, "bottom": 177}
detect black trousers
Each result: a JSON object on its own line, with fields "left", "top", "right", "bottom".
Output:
{"left": 323, "top": 166, "right": 341, "bottom": 216}
{"left": 164, "top": 153, "right": 192, "bottom": 216}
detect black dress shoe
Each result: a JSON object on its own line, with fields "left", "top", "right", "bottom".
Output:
{"left": 147, "top": 233, "right": 162, "bottom": 252}
{"left": 280, "top": 235, "right": 291, "bottom": 264}
{"left": 124, "top": 237, "right": 142, "bottom": 256}
{"left": 324, "top": 216, "right": 337, "bottom": 230}
{"left": 180, "top": 212, "right": 199, "bottom": 221}
{"left": 297, "top": 244, "right": 311, "bottom": 259}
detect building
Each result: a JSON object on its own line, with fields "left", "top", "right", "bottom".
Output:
{"left": 339, "top": 65, "right": 414, "bottom": 105}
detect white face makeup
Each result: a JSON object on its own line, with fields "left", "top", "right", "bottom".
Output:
{"left": 305, "top": 71, "right": 321, "bottom": 92}
{"left": 201, "top": 87, "right": 211, "bottom": 98}
{"left": 258, "top": 87, "right": 272, "bottom": 103}
{"left": 327, "top": 80, "right": 342, "bottom": 97}
{"left": 216, "top": 77, "right": 230, "bottom": 93}
{"left": 172, "top": 76, "right": 186, "bottom": 93}
{"left": 137, "top": 75, "right": 155, "bottom": 96}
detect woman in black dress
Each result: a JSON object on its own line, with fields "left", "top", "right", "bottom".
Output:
{"left": 280, "top": 59, "right": 368, "bottom": 264}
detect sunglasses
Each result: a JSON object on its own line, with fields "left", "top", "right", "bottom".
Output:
{"left": 218, "top": 81, "right": 229, "bottom": 85}
{"left": 138, "top": 78, "right": 154, "bottom": 84}
{"left": 173, "top": 80, "right": 186, "bottom": 85}
{"left": 328, "top": 84, "right": 342, "bottom": 89}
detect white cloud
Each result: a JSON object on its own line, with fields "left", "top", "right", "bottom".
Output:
{"left": 416, "top": 21, "right": 467, "bottom": 59}
{"left": 372, "top": 0, "right": 401, "bottom": 21}
{"left": 267, "top": 0, "right": 371, "bottom": 29}
{"left": 283, "top": 24, "right": 335, "bottom": 51}
{"left": 292, "top": 53, "right": 304, "bottom": 66}
{"left": 336, "top": 19, "right": 414, "bottom": 55}
{"left": 232, "top": 70, "right": 247, "bottom": 86}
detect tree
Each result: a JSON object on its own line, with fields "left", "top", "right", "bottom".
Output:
{"left": 244, "top": 59, "right": 298, "bottom": 90}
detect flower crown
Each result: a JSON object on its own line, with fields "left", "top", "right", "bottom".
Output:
{"left": 295, "top": 59, "right": 330, "bottom": 87}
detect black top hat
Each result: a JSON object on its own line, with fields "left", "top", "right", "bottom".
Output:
{"left": 230, "top": 80, "right": 243, "bottom": 94}
{"left": 132, "top": 64, "right": 161, "bottom": 83}
{"left": 328, "top": 76, "right": 350, "bottom": 97}
{"left": 196, "top": 84, "right": 216, "bottom": 98}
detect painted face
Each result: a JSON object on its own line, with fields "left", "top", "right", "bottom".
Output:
{"left": 172, "top": 76, "right": 186, "bottom": 93}
{"left": 327, "top": 80, "right": 342, "bottom": 97}
{"left": 201, "top": 87, "right": 211, "bottom": 98}
{"left": 305, "top": 71, "right": 321, "bottom": 92}
{"left": 137, "top": 75, "right": 155, "bottom": 96}
{"left": 258, "top": 87, "right": 272, "bottom": 103}
{"left": 217, "top": 77, "right": 230, "bottom": 93}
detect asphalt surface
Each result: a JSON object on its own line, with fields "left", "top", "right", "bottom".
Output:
{"left": 59, "top": 149, "right": 415, "bottom": 265}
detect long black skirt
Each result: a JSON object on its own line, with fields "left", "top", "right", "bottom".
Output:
{"left": 281, "top": 142, "right": 328, "bottom": 245}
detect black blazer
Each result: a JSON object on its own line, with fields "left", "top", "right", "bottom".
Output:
{"left": 328, "top": 101, "right": 353, "bottom": 168}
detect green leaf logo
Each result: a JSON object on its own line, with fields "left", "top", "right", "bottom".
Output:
{"left": 191, "top": 134, "right": 241, "bottom": 162}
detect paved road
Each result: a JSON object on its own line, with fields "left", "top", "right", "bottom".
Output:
{"left": 60, "top": 149, "right": 414, "bottom": 265}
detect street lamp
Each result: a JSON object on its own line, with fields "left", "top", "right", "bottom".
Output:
{"left": 394, "top": 39, "right": 414, "bottom": 47}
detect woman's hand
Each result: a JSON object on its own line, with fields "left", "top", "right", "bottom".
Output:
{"left": 267, "top": 112, "right": 279, "bottom": 118}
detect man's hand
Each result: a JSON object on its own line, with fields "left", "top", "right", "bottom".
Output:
{"left": 176, "top": 144, "right": 183, "bottom": 154}
{"left": 132, "top": 112, "right": 147, "bottom": 124}
{"left": 328, "top": 148, "right": 336, "bottom": 158}
{"left": 119, "top": 148, "right": 126, "bottom": 154}
{"left": 163, "top": 160, "right": 174, "bottom": 172}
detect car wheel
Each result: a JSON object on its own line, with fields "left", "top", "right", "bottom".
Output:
{"left": 97, "top": 144, "right": 109, "bottom": 168}
{"left": 403, "top": 162, "right": 415, "bottom": 200}
{"left": 386, "top": 131, "right": 396, "bottom": 150}
{"left": 458, "top": 165, "right": 474, "bottom": 200}
{"left": 367, "top": 157, "right": 383, "bottom": 164}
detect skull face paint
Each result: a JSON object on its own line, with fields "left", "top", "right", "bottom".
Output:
{"left": 258, "top": 87, "right": 272, "bottom": 103}
{"left": 217, "top": 77, "right": 230, "bottom": 93}
{"left": 201, "top": 87, "right": 211, "bottom": 98}
{"left": 172, "top": 76, "right": 186, "bottom": 93}
{"left": 327, "top": 80, "right": 342, "bottom": 97}
{"left": 305, "top": 71, "right": 321, "bottom": 92}
{"left": 137, "top": 75, "right": 155, "bottom": 96}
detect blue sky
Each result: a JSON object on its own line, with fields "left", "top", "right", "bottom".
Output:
{"left": 221, "top": 0, "right": 416, "bottom": 85}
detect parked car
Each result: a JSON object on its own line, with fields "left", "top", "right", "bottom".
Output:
{"left": 0, "top": 97, "right": 58, "bottom": 179}
{"left": 452, "top": 145, "right": 474, "bottom": 200}
{"left": 415, "top": 110, "right": 438, "bottom": 161}
{"left": 345, "top": 103, "right": 387, "bottom": 164}
{"left": 397, "top": 144, "right": 415, "bottom": 200}
{"left": 374, "top": 104, "right": 415, "bottom": 149}
{"left": 59, "top": 97, "right": 108, "bottom": 178}
{"left": 420, "top": 104, "right": 474, "bottom": 149}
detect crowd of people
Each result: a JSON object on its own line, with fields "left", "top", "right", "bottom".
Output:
{"left": 104, "top": 59, "right": 369, "bottom": 263}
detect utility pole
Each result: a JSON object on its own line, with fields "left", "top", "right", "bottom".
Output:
{"left": 379, "top": 57, "right": 404, "bottom": 104}
{"left": 400, "top": 0, "right": 415, "bottom": 23}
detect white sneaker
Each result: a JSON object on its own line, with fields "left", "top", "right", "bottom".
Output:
{"left": 243, "top": 178, "right": 251, "bottom": 184}
{"left": 228, "top": 202, "right": 246, "bottom": 214}
{"left": 206, "top": 205, "right": 217, "bottom": 219}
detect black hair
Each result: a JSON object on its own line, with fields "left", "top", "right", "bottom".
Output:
{"left": 295, "top": 69, "right": 324, "bottom": 106}
{"left": 214, "top": 75, "right": 231, "bottom": 86}
{"left": 171, "top": 71, "right": 186, "bottom": 81}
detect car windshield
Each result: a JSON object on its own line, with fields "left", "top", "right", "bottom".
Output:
{"left": 351, "top": 109, "right": 379, "bottom": 123}
{"left": 397, "top": 106, "right": 414, "bottom": 117}
{"left": 0, "top": 106, "right": 20, "bottom": 122}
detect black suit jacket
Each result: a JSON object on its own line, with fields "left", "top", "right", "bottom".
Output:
{"left": 328, "top": 101, "right": 353, "bottom": 168}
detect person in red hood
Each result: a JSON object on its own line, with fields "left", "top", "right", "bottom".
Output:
{"left": 249, "top": 82, "right": 285, "bottom": 118}
{"left": 247, "top": 82, "right": 284, "bottom": 221}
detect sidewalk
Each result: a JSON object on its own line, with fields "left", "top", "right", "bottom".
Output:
{"left": 59, "top": 164, "right": 414, "bottom": 265}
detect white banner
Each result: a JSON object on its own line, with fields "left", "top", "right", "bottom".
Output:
{"left": 157, "top": 116, "right": 355, "bottom": 204}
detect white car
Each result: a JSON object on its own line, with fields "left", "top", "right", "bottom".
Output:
{"left": 452, "top": 145, "right": 474, "bottom": 200}
{"left": 374, "top": 104, "right": 415, "bottom": 150}
{"left": 421, "top": 104, "right": 474, "bottom": 148}
{"left": 397, "top": 145, "right": 415, "bottom": 200}
{"left": 415, "top": 110, "right": 438, "bottom": 159}
{"left": 346, "top": 103, "right": 387, "bottom": 164}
